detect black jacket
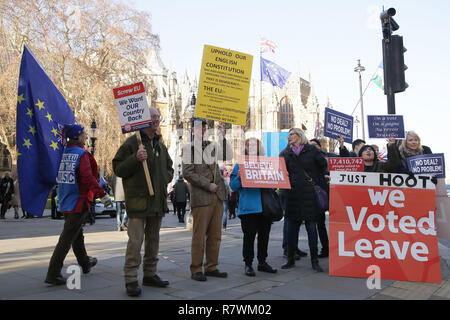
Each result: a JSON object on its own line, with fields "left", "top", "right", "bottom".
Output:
{"left": 0, "top": 177, "right": 14, "bottom": 202}
{"left": 279, "top": 144, "right": 329, "bottom": 222}
{"left": 397, "top": 145, "right": 432, "bottom": 174}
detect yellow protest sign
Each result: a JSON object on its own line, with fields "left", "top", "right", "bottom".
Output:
{"left": 195, "top": 45, "right": 253, "bottom": 126}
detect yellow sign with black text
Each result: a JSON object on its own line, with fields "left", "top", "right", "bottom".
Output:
{"left": 195, "top": 45, "right": 253, "bottom": 126}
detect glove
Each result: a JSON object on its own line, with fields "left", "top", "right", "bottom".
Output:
{"left": 101, "top": 194, "right": 113, "bottom": 208}
{"left": 431, "top": 176, "right": 438, "bottom": 185}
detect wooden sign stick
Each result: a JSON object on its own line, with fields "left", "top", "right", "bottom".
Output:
{"left": 136, "top": 130, "right": 154, "bottom": 196}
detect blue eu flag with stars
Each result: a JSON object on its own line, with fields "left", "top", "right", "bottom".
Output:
{"left": 16, "top": 46, "right": 75, "bottom": 216}
{"left": 260, "top": 57, "right": 291, "bottom": 88}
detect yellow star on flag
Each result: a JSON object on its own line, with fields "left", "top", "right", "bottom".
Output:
{"left": 18, "top": 94, "right": 25, "bottom": 104}
{"left": 36, "top": 99, "right": 45, "bottom": 110}
{"left": 49, "top": 140, "right": 59, "bottom": 151}
{"left": 23, "top": 138, "right": 32, "bottom": 150}
{"left": 45, "top": 112, "right": 53, "bottom": 122}
{"left": 26, "top": 108, "right": 34, "bottom": 118}
{"left": 17, "top": 149, "right": 22, "bottom": 157}
{"left": 51, "top": 127, "right": 58, "bottom": 137}
{"left": 28, "top": 125, "right": 37, "bottom": 136}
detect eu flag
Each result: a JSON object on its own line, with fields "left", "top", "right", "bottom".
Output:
{"left": 16, "top": 46, "right": 75, "bottom": 216}
{"left": 260, "top": 57, "right": 291, "bottom": 88}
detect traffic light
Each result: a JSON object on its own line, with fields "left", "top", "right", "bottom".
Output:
{"left": 390, "top": 35, "right": 408, "bottom": 93}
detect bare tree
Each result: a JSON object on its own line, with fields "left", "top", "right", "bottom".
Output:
{"left": 0, "top": 0, "right": 160, "bottom": 176}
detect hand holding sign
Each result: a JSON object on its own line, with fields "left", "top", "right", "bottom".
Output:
{"left": 136, "top": 148, "right": 147, "bottom": 162}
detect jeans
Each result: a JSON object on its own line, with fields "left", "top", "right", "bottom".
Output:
{"left": 222, "top": 201, "right": 229, "bottom": 228}
{"left": 285, "top": 218, "right": 318, "bottom": 252}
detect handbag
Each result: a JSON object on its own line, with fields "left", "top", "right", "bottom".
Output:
{"left": 303, "top": 170, "right": 329, "bottom": 212}
{"left": 260, "top": 188, "right": 283, "bottom": 222}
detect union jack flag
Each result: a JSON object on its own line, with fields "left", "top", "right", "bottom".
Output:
{"left": 56, "top": 123, "right": 67, "bottom": 148}
{"left": 378, "top": 149, "right": 388, "bottom": 162}
{"left": 260, "top": 37, "right": 276, "bottom": 54}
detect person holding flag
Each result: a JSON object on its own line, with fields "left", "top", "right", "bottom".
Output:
{"left": 45, "top": 124, "right": 112, "bottom": 285}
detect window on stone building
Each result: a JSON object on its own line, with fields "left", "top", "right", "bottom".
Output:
{"left": 280, "top": 96, "right": 294, "bottom": 130}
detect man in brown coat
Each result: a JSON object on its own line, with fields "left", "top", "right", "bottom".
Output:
{"left": 182, "top": 118, "right": 233, "bottom": 281}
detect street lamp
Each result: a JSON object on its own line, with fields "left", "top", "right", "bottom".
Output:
{"left": 89, "top": 119, "right": 98, "bottom": 156}
{"left": 354, "top": 60, "right": 366, "bottom": 141}
{"left": 354, "top": 116, "right": 360, "bottom": 139}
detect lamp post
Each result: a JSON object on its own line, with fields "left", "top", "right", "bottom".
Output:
{"left": 87, "top": 119, "right": 98, "bottom": 225}
{"left": 354, "top": 116, "right": 360, "bottom": 139}
{"left": 90, "top": 119, "right": 98, "bottom": 156}
{"left": 354, "top": 59, "right": 366, "bottom": 141}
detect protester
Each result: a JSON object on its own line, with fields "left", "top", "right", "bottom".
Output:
{"left": 114, "top": 176, "right": 127, "bottom": 231}
{"left": 280, "top": 128, "right": 329, "bottom": 272}
{"left": 45, "top": 123, "right": 110, "bottom": 286}
{"left": 113, "top": 107, "right": 174, "bottom": 297}
{"left": 182, "top": 118, "right": 232, "bottom": 281}
{"left": 173, "top": 175, "right": 190, "bottom": 223}
{"left": 338, "top": 136, "right": 365, "bottom": 157}
{"left": 397, "top": 131, "right": 433, "bottom": 174}
{"left": 0, "top": 172, "right": 14, "bottom": 219}
{"left": 230, "top": 138, "right": 278, "bottom": 277}
{"left": 309, "top": 138, "right": 338, "bottom": 158}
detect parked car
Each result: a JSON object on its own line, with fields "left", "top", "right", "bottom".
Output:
{"left": 93, "top": 197, "right": 117, "bottom": 218}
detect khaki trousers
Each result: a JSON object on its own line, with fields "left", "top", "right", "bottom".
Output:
{"left": 190, "top": 194, "right": 223, "bottom": 274}
{"left": 124, "top": 216, "right": 162, "bottom": 284}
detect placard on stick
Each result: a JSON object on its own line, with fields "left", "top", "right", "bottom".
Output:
{"left": 113, "top": 82, "right": 154, "bottom": 196}
{"left": 195, "top": 45, "right": 253, "bottom": 125}
{"left": 324, "top": 107, "right": 353, "bottom": 144}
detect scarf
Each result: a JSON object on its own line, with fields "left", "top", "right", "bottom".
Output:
{"left": 291, "top": 144, "right": 304, "bottom": 156}
{"left": 401, "top": 147, "right": 423, "bottom": 160}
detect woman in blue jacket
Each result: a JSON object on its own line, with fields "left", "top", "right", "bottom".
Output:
{"left": 230, "top": 138, "right": 277, "bottom": 277}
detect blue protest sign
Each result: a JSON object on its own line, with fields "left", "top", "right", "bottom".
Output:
{"left": 324, "top": 108, "right": 353, "bottom": 144}
{"left": 263, "top": 132, "right": 289, "bottom": 157}
{"left": 367, "top": 115, "right": 405, "bottom": 139}
{"left": 407, "top": 153, "right": 446, "bottom": 178}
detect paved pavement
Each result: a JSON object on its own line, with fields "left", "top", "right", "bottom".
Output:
{"left": 0, "top": 205, "right": 449, "bottom": 301}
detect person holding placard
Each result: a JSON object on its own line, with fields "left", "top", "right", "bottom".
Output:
{"left": 182, "top": 118, "right": 233, "bottom": 282}
{"left": 280, "top": 128, "right": 329, "bottom": 272}
{"left": 230, "top": 138, "right": 278, "bottom": 277}
{"left": 396, "top": 131, "right": 432, "bottom": 174}
{"left": 358, "top": 138, "right": 399, "bottom": 173}
{"left": 113, "top": 107, "right": 174, "bottom": 297}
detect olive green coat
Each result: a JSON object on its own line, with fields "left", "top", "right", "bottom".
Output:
{"left": 112, "top": 133, "right": 173, "bottom": 218}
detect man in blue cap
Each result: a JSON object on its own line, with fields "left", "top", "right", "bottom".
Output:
{"left": 45, "top": 123, "right": 112, "bottom": 285}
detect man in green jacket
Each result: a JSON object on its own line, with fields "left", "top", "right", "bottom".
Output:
{"left": 113, "top": 107, "right": 174, "bottom": 297}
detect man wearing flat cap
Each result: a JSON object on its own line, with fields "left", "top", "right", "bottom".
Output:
{"left": 45, "top": 123, "right": 112, "bottom": 285}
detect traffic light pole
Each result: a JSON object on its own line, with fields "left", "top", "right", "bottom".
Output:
{"left": 381, "top": 16, "right": 396, "bottom": 115}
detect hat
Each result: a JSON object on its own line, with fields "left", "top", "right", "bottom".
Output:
{"left": 358, "top": 145, "right": 376, "bottom": 158}
{"left": 64, "top": 124, "right": 85, "bottom": 140}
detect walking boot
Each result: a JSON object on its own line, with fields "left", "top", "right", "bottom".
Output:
{"left": 281, "top": 247, "right": 296, "bottom": 269}
{"left": 310, "top": 248, "right": 324, "bottom": 272}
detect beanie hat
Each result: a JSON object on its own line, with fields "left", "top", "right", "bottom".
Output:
{"left": 64, "top": 124, "right": 85, "bottom": 140}
{"left": 358, "top": 144, "right": 376, "bottom": 158}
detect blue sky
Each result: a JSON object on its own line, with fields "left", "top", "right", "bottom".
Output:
{"left": 131, "top": 0, "right": 450, "bottom": 179}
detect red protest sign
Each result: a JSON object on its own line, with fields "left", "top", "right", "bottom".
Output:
{"left": 328, "top": 157, "right": 364, "bottom": 172}
{"left": 238, "top": 155, "right": 291, "bottom": 189}
{"left": 329, "top": 171, "right": 441, "bottom": 283}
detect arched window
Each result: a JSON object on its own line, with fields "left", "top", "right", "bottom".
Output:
{"left": 280, "top": 96, "right": 294, "bottom": 130}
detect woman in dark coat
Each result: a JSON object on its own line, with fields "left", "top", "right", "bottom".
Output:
{"left": 279, "top": 128, "right": 329, "bottom": 272}
{"left": 396, "top": 131, "right": 432, "bottom": 174}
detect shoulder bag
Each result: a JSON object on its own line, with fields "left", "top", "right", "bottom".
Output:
{"left": 260, "top": 188, "right": 283, "bottom": 222}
